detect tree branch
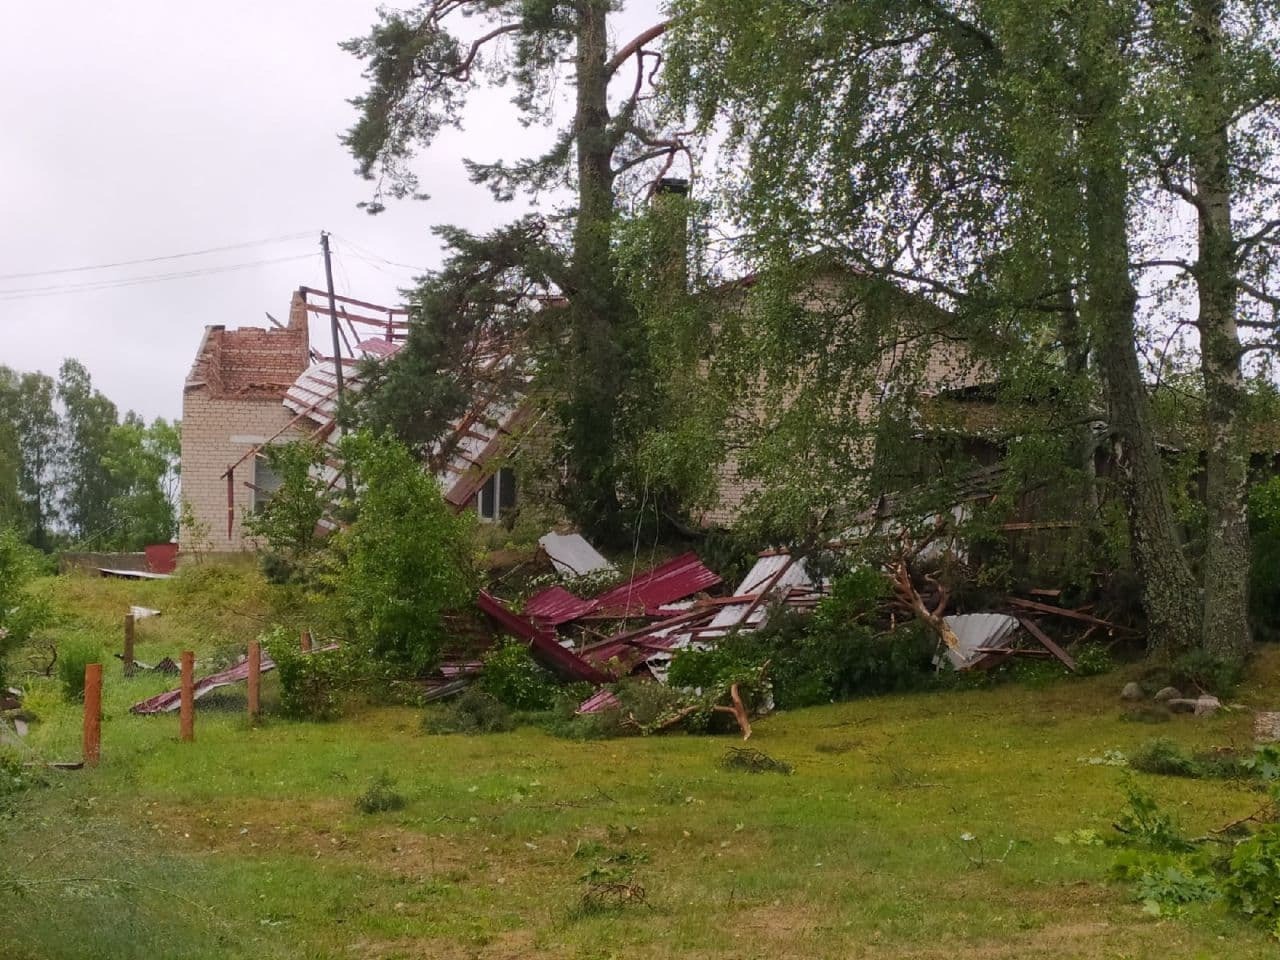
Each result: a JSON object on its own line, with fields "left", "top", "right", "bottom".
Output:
{"left": 606, "top": 20, "right": 671, "bottom": 77}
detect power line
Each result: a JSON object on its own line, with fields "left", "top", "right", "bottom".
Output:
{"left": 0, "top": 231, "right": 317, "bottom": 281}
{"left": 332, "top": 234, "right": 422, "bottom": 272}
{"left": 0, "top": 253, "right": 318, "bottom": 303}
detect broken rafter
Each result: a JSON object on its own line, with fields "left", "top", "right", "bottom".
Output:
{"left": 1015, "top": 616, "right": 1078, "bottom": 672}
{"left": 1006, "top": 596, "right": 1134, "bottom": 633}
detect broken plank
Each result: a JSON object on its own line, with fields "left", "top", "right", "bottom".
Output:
{"left": 1006, "top": 596, "right": 1133, "bottom": 632}
{"left": 1015, "top": 616, "right": 1078, "bottom": 672}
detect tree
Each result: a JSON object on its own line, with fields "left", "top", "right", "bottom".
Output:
{"left": 55, "top": 359, "right": 120, "bottom": 544}
{"left": 664, "top": 0, "right": 1261, "bottom": 653}
{"left": 10, "top": 370, "right": 59, "bottom": 550}
{"left": 342, "top": 1, "right": 682, "bottom": 540}
{"left": 0, "top": 370, "right": 24, "bottom": 531}
{"left": 102, "top": 415, "right": 180, "bottom": 549}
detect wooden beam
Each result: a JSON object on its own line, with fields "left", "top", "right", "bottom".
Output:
{"left": 1015, "top": 616, "right": 1077, "bottom": 672}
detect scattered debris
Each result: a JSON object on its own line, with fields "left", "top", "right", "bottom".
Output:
{"left": 129, "top": 606, "right": 162, "bottom": 619}
{"left": 114, "top": 653, "right": 180, "bottom": 675}
{"left": 720, "top": 747, "right": 793, "bottom": 775}
{"left": 1167, "top": 695, "right": 1222, "bottom": 718}
{"left": 97, "top": 568, "right": 172, "bottom": 581}
{"left": 938, "top": 613, "right": 1019, "bottom": 670}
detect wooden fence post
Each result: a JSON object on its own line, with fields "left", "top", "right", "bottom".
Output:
{"left": 180, "top": 651, "right": 194, "bottom": 742}
{"left": 247, "top": 640, "right": 260, "bottom": 724}
{"left": 123, "top": 613, "right": 136, "bottom": 677}
{"left": 300, "top": 629, "right": 312, "bottom": 653}
{"left": 83, "top": 663, "right": 102, "bottom": 767}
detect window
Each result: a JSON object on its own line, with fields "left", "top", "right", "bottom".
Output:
{"left": 253, "top": 453, "right": 283, "bottom": 512}
{"left": 476, "top": 467, "right": 516, "bottom": 522}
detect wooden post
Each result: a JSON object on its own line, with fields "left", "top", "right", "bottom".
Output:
{"left": 83, "top": 663, "right": 102, "bottom": 767}
{"left": 300, "top": 629, "right": 312, "bottom": 652}
{"left": 247, "top": 640, "right": 260, "bottom": 723}
{"left": 123, "top": 613, "right": 136, "bottom": 677}
{"left": 179, "top": 651, "right": 194, "bottom": 742}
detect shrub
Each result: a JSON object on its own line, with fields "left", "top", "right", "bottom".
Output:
{"left": 422, "top": 687, "right": 514, "bottom": 735}
{"left": 0, "top": 746, "right": 46, "bottom": 799}
{"left": 331, "top": 432, "right": 477, "bottom": 674}
{"left": 478, "top": 640, "right": 558, "bottom": 711}
{"left": 0, "top": 528, "right": 50, "bottom": 689}
{"left": 243, "top": 440, "right": 330, "bottom": 584}
{"left": 354, "top": 771, "right": 406, "bottom": 814}
{"left": 1221, "top": 825, "right": 1280, "bottom": 927}
{"left": 1171, "top": 648, "right": 1244, "bottom": 697}
{"left": 1129, "top": 738, "right": 1200, "bottom": 778}
{"left": 1074, "top": 643, "right": 1115, "bottom": 677}
{"left": 263, "top": 629, "right": 359, "bottom": 720}
{"left": 57, "top": 639, "right": 100, "bottom": 703}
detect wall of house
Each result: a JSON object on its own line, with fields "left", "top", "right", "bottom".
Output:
{"left": 178, "top": 391, "right": 304, "bottom": 552}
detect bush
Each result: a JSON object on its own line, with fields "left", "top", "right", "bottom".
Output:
{"left": 1221, "top": 825, "right": 1280, "bottom": 928}
{"left": 1129, "top": 738, "right": 1200, "bottom": 778}
{"left": 57, "top": 639, "right": 100, "bottom": 703}
{"left": 1172, "top": 648, "right": 1244, "bottom": 697}
{"left": 0, "top": 528, "right": 50, "bottom": 689}
{"left": 0, "top": 746, "right": 45, "bottom": 799}
{"left": 331, "top": 432, "right": 477, "bottom": 674}
{"left": 422, "top": 687, "right": 514, "bottom": 735}
{"left": 263, "top": 629, "right": 359, "bottom": 720}
{"left": 478, "top": 641, "right": 559, "bottom": 711}
{"left": 668, "top": 567, "right": 934, "bottom": 711}
{"left": 354, "top": 771, "right": 406, "bottom": 814}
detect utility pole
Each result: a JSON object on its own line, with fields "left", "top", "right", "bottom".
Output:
{"left": 320, "top": 231, "right": 345, "bottom": 415}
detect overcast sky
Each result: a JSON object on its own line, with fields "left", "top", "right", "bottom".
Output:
{"left": 0, "top": 0, "right": 661, "bottom": 423}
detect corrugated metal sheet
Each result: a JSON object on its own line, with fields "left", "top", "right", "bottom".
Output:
{"left": 538, "top": 532, "right": 614, "bottom": 577}
{"left": 734, "top": 554, "right": 814, "bottom": 595}
{"left": 524, "top": 585, "right": 596, "bottom": 626}
{"left": 940, "top": 613, "right": 1020, "bottom": 669}
{"left": 591, "top": 552, "right": 722, "bottom": 616}
{"left": 475, "top": 591, "right": 610, "bottom": 683}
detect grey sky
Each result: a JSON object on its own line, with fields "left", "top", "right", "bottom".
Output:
{"left": 1, "top": 0, "right": 661, "bottom": 423}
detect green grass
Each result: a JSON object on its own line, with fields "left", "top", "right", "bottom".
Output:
{"left": 3, "top": 566, "right": 1280, "bottom": 958}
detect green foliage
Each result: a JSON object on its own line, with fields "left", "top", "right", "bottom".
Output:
{"left": 0, "top": 528, "right": 49, "bottom": 688}
{"left": 1110, "top": 852, "right": 1220, "bottom": 917}
{"left": 1249, "top": 476, "right": 1280, "bottom": 641}
{"left": 331, "top": 431, "right": 477, "bottom": 674}
{"left": 56, "top": 639, "right": 99, "bottom": 704}
{"left": 263, "top": 630, "right": 359, "bottom": 721}
{"left": 1171, "top": 648, "right": 1244, "bottom": 697}
{"left": 421, "top": 687, "right": 514, "bottom": 735}
{"left": 1074, "top": 644, "right": 1115, "bottom": 677}
{"left": 1112, "top": 783, "right": 1194, "bottom": 852}
{"left": 478, "top": 641, "right": 558, "bottom": 711}
{"left": 1222, "top": 825, "right": 1280, "bottom": 929}
{"left": 354, "top": 771, "right": 406, "bottom": 814}
{"left": 670, "top": 568, "right": 932, "bottom": 710}
{"left": 101, "top": 414, "right": 180, "bottom": 549}
{"left": 243, "top": 440, "right": 329, "bottom": 583}
{"left": 1129, "top": 738, "right": 1201, "bottom": 778}
{"left": 0, "top": 747, "right": 45, "bottom": 800}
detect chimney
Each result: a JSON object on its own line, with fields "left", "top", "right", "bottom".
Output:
{"left": 652, "top": 177, "right": 690, "bottom": 296}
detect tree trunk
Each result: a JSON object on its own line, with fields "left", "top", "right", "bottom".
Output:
{"left": 1188, "top": 0, "right": 1251, "bottom": 663}
{"left": 566, "top": 0, "right": 626, "bottom": 539}
{"left": 1077, "top": 70, "right": 1201, "bottom": 656}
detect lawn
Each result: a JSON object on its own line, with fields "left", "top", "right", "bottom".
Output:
{"left": 2, "top": 566, "right": 1278, "bottom": 959}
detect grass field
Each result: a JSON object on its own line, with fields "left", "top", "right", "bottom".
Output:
{"left": 3, "top": 566, "right": 1278, "bottom": 959}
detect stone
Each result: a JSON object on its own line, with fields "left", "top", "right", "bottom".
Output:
{"left": 1194, "top": 696, "right": 1222, "bottom": 718}
{"left": 1120, "top": 682, "right": 1144, "bottom": 701}
{"left": 1167, "top": 698, "right": 1196, "bottom": 714}
{"left": 1153, "top": 686, "right": 1182, "bottom": 703}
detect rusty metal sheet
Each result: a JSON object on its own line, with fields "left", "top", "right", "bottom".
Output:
{"left": 576, "top": 689, "right": 621, "bottom": 714}
{"left": 130, "top": 651, "right": 277, "bottom": 714}
{"left": 590, "top": 552, "right": 721, "bottom": 616}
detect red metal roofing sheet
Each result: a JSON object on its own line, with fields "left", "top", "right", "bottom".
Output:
{"left": 590, "top": 552, "right": 722, "bottom": 616}
{"left": 523, "top": 585, "right": 596, "bottom": 626}
{"left": 475, "top": 591, "right": 610, "bottom": 683}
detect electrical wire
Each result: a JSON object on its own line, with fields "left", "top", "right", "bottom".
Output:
{"left": 332, "top": 234, "right": 422, "bottom": 272}
{"left": 0, "top": 253, "right": 318, "bottom": 303}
